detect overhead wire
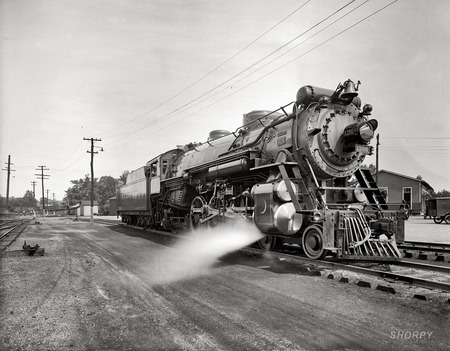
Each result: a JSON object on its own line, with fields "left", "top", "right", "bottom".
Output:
{"left": 103, "top": 0, "right": 364, "bottom": 148}
{"left": 99, "top": 0, "right": 312, "bottom": 138}
{"left": 379, "top": 135, "right": 450, "bottom": 157}
{"left": 105, "top": 0, "right": 399, "bottom": 149}
{"left": 379, "top": 144, "right": 450, "bottom": 158}
{"left": 52, "top": 140, "right": 85, "bottom": 173}
{"left": 229, "top": 0, "right": 399, "bottom": 96}
{"left": 382, "top": 137, "right": 450, "bottom": 140}
{"left": 147, "top": 0, "right": 357, "bottom": 121}
{"left": 172, "top": 0, "right": 370, "bottom": 118}
{"left": 102, "top": 1, "right": 358, "bottom": 146}
{"left": 52, "top": 152, "right": 88, "bottom": 174}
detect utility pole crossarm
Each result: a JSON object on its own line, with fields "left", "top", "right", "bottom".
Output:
{"left": 375, "top": 134, "right": 380, "bottom": 183}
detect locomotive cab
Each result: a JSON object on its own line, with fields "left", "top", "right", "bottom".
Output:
{"left": 147, "top": 158, "right": 160, "bottom": 195}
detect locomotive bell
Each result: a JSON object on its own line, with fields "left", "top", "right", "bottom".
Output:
{"left": 341, "top": 80, "right": 358, "bottom": 100}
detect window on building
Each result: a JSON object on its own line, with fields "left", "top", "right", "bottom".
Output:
{"left": 402, "top": 187, "right": 412, "bottom": 207}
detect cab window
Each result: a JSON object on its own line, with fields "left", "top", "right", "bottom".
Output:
{"left": 150, "top": 162, "right": 158, "bottom": 177}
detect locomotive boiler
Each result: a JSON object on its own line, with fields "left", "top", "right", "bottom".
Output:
{"left": 117, "top": 79, "right": 404, "bottom": 260}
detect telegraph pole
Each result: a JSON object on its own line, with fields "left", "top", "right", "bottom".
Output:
{"left": 46, "top": 189, "right": 50, "bottom": 208}
{"left": 2, "top": 155, "right": 16, "bottom": 212}
{"left": 31, "top": 181, "right": 38, "bottom": 213}
{"left": 31, "top": 181, "right": 37, "bottom": 197}
{"left": 375, "top": 134, "right": 380, "bottom": 183}
{"left": 84, "top": 137, "right": 102, "bottom": 224}
{"left": 35, "top": 166, "right": 50, "bottom": 213}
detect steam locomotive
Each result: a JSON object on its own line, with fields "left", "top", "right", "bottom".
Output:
{"left": 117, "top": 79, "right": 404, "bottom": 260}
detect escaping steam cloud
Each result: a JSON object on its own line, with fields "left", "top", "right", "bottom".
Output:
{"left": 148, "top": 222, "right": 264, "bottom": 286}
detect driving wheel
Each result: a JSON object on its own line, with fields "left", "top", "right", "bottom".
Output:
{"left": 190, "top": 196, "right": 208, "bottom": 230}
{"left": 258, "top": 235, "right": 279, "bottom": 250}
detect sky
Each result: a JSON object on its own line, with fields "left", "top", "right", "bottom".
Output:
{"left": 1, "top": 0, "right": 449, "bottom": 202}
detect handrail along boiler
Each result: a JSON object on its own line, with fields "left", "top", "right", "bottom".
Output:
{"left": 117, "top": 79, "right": 404, "bottom": 260}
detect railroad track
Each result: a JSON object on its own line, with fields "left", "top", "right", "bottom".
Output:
{"left": 82, "top": 219, "right": 450, "bottom": 293}
{"left": 393, "top": 259, "right": 450, "bottom": 273}
{"left": 398, "top": 241, "right": 450, "bottom": 254}
{"left": 67, "top": 217, "right": 122, "bottom": 226}
{"left": 0, "top": 219, "right": 31, "bottom": 251}
{"left": 0, "top": 218, "right": 29, "bottom": 239}
{"left": 240, "top": 246, "right": 450, "bottom": 293}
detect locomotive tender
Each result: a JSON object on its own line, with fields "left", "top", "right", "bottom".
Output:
{"left": 117, "top": 79, "right": 404, "bottom": 260}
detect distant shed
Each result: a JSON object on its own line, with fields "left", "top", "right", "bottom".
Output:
{"left": 376, "top": 170, "right": 434, "bottom": 215}
{"left": 75, "top": 201, "right": 99, "bottom": 217}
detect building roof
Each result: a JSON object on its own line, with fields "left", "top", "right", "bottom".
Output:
{"left": 80, "top": 200, "right": 99, "bottom": 206}
{"left": 378, "top": 169, "right": 434, "bottom": 192}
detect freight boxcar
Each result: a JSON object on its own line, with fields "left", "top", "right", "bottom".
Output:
{"left": 428, "top": 197, "right": 450, "bottom": 224}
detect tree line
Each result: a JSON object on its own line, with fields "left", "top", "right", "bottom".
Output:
{"left": 64, "top": 171, "right": 129, "bottom": 214}
{"left": 0, "top": 171, "right": 129, "bottom": 214}
{"left": 0, "top": 190, "right": 38, "bottom": 211}
{"left": 1, "top": 169, "right": 449, "bottom": 213}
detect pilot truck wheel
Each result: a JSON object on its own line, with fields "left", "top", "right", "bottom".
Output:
{"left": 302, "top": 225, "right": 329, "bottom": 260}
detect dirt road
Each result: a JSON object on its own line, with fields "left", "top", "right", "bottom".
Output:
{"left": 1, "top": 217, "right": 448, "bottom": 350}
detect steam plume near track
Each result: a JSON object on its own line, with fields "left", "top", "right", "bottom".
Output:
{"left": 148, "top": 222, "right": 264, "bottom": 286}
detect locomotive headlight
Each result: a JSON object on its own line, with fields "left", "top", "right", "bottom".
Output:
{"left": 358, "top": 122, "right": 375, "bottom": 142}
{"left": 342, "top": 119, "right": 378, "bottom": 152}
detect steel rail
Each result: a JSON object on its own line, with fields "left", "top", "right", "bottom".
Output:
{"left": 0, "top": 219, "right": 30, "bottom": 249}
{"left": 0, "top": 219, "right": 24, "bottom": 230}
{"left": 402, "top": 241, "right": 450, "bottom": 248}
{"left": 0, "top": 229, "right": 15, "bottom": 240}
{"left": 0, "top": 221, "right": 27, "bottom": 240}
{"left": 391, "top": 260, "right": 450, "bottom": 274}
{"left": 70, "top": 217, "right": 121, "bottom": 226}
{"left": 240, "top": 247, "right": 450, "bottom": 292}
{"left": 95, "top": 221, "right": 450, "bottom": 292}
{"left": 398, "top": 241, "right": 450, "bottom": 253}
